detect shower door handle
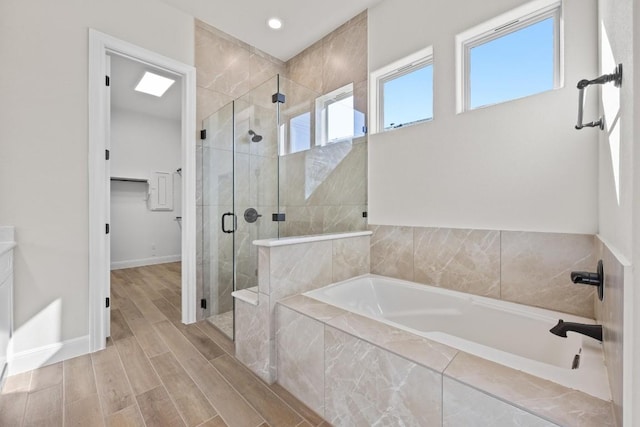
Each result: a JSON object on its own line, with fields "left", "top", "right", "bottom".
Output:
{"left": 221, "top": 212, "right": 237, "bottom": 234}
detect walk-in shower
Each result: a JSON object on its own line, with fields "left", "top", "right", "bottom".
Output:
{"left": 199, "top": 74, "right": 367, "bottom": 338}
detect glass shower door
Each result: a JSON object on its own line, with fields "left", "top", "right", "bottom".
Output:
{"left": 233, "top": 76, "right": 280, "bottom": 292}
{"left": 201, "top": 102, "right": 235, "bottom": 337}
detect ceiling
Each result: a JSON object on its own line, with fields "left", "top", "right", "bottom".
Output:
{"left": 109, "top": 1, "right": 382, "bottom": 119}
{"left": 110, "top": 54, "right": 182, "bottom": 120}
{"left": 157, "top": 0, "right": 382, "bottom": 61}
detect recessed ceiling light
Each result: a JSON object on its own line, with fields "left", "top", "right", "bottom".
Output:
{"left": 268, "top": 17, "right": 283, "bottom": 30}
{"left": 135, "top": 71, "right": 175, "bottom": 97}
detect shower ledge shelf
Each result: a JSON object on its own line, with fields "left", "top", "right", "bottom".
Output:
{"left": 253, "top": 231, "right": 372, "bottom": 248}
{"left": 232, "top": 289, "right": 258, "bottom": 306}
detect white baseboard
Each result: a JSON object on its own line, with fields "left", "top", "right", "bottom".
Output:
{"left": 8, "top": 335, "right": 90, "bottom": 376}
{"left": 111, "top": 254, "right": 181, "bottom": 270}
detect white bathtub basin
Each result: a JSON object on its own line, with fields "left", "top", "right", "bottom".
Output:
{"left": 305, "top": 274, "right": 611, "bottom": 400}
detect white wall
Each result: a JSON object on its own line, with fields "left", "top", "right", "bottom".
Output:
{"left": 0, "top": 0, "right": 193, "bottom": 358}
{"left": 595, "top": 0, "right": 636, "bottom": 425}
{"left": 110, "top": 109, "right": 182, "bottom": 269}
{"left": 368, "top": 0, "right": 599, "bottom": 233}
{"left": 598, "top": 1, "right": 634, "bottom": 260}
{"left": 632, "top": 0, "right": 639, "bottom": 420}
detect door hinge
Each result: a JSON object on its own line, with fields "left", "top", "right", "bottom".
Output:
{"left": 105, "top": 297, "right": 110, "bottom": 308}
{"left": 105, "top": 75, "right": 110, "bottom": 86}
{"left": 272, "top": 213, "right": 286, "bottom": 222}
{"left": 200, "top": 129, "right": 207, "bottom": 140}
{"left": 200, "top": 299, "right": 207, "bottom": 309}
{"left": 105, "top": 149, "right": 110, "bottom": 160}
{"left": 105, "top": 223, "right": 110, "bottom": 234}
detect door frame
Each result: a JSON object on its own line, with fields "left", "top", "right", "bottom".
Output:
{"left": 88, "top": 29, "right": 197, "bottom": 352}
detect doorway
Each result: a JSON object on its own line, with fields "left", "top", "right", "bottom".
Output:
{"left": 89, "top": 30, "right": 196, "bottom": 352}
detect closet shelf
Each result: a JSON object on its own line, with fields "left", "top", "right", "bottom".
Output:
{"left": 110, "top": 176, "right": 149, "bottom": 183}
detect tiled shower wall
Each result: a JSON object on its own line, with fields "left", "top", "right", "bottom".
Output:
{"left": 279, "top": 11, "right": 369, "bottom": 237}
{"left": 195, "top": 12, "right": 370, "bottom": 318}
{"left": 369, "top": 225, "right": 598, "bottom": 318}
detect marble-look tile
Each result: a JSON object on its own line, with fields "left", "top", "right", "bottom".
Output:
{"left": 306, "top": 141, "right": 367, "bottom": 207}
{"left": 322, "top": 16, "right": 367, "bottom": 93}
{"left": 370, "top": 225, "right": 414, "bottom": 281}
{"left": 202, "top": 102, "right": 234, "bottom": 151}
{"left": 324, "top": 326, "right": 442, "bottom": 426}
{"left": 444, "top": 352, "right": 615, "bottom": 427}
{"left": 332, "top": 236, "right": 370, "bottom": 282}
{"left": 596, "top": 238, "right": 625, "bottom": 427}
{"left": 285, "top": 41, "right": 324, "bottom": 94}
{"left": 258, "top": 247, "right": 271, "bottom": 295}
{"left": 269, "top": 241, "right": 333, "bottom": 301}
{"left": 278, "top": 206, "right": 325, "bottom": 238}
{"left": 443, "top": 377, "right": 558, "bottom": 427}
{"left": 326, "top": 312, "right": 457, "bottom": 373}
{"left": 501, "top": 232, "right": 596, "bottom": 317}
{"left": 323, "top": 205, "right": 368, "bottom": 235}
{"left": 278, "top": 295, "right": 348, "bottom": 322}
{"left": 197, "top": 87, "right": 233, "bottom": 127}
{"left": 234, "top": 297, "right": 272, "bottom": 383}
{"left": 276, "top": 306, "right": 324, "bottom": 416}
{"left": 414, "top": 228, "right": 500, "bottom": 298}
{"left": 203, "top": 147, "right": 233, "bottom": 206}
{"left": 195, "top": 24, "right": 253, "bottom": 98}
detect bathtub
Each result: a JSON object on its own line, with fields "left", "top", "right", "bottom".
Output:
{"left": 305, "top": 274, "right": 610, "bottom": 400}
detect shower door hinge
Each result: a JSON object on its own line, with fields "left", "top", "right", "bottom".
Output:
{"left": 105, "top": 75, "right": 110, "bottom": 86}
{"left": 200, "top": 129, "right": 207, "bottom": 140}
{"left": 105, "top": 223, "right": 110, "bottom": 234}
{"left": 105, "top": 297, "right": 110, "bottom": 308}
{"left": 272, "top": 213, "right": 286, "bottom": 222}
{"left": 362, "top": 211, "right": 368, "bottom": 218}
{"left": 200, "top": 299, "right": 207, "bottom": 309}
{"left": 105, "top": 149, "right": 110, "bottom": 160}
{"left": 272, "top": 92, "right": 286, "bottom": 104}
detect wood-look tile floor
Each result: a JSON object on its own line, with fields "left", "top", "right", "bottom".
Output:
{"left": 0, "top": 263, "right": 328, "bottom": 427}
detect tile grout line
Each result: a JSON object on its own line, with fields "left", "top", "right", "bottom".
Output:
{"left": 135, "top": 334, "right": 190, "bottom": 427}
{"left": 208, "top": 355, "right": 312, "bottom": 427}
{"left": 88, "top": 352, "right": 110, "bottom": 427}
{"left": 117, "top": 268, "right": 173, "bottom": 427}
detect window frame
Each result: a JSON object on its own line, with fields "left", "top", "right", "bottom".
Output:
{"left": 456, "top": 0, "right": 563, "bottom": 113}
{"left": 315, "top": 82, "right": 354, "bottom": 146}
{"left": 369, "top": 46, "right": 434, "bottom": 134}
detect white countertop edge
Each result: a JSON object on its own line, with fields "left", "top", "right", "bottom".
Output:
{"left": 0, "top": 242, "right": 16, "bottom": 256}
{"left": 232, "top": 289, "right": 259, "bottom": 306}
{"left": 253, "top": 231, "right": 372, "bottom": 247}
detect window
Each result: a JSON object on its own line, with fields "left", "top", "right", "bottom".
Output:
{"left": 456, "top": 0, "right": 562, "bottom": 112}
{"left": 315, "top": 83, "right": 355, "bottom": 145}
{"left": 289, "top": 112, "right": 311, "bottom": 154}
{"left": 370, "top": 46, "right": 433, "bottom": 134}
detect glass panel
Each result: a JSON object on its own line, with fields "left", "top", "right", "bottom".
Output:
{"left": 278, "top": 76, "right": 368, "bottom": 238}
{"left": 382, "top": 63, "right": 433, "bottom": 129}
{"left": 470, "top": 16, "right": 555, "bottom": 109}
{"left": 233, "top": 76, "right": 280, "bottom": 293}
{"left": 201, "top": 101, "right": 234, "bottom": 338}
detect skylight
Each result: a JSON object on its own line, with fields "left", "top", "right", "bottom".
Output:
{"left": 134, "top": 71, "right": 175, "bottom": 97}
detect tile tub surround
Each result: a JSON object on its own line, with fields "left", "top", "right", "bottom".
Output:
{"left": 234, "top": 232, "right": 371, "bottom": 383}
{"left": 370, "top": 225, "right": 597, "bottom": 317}
{"left": 276, "top": 295, "right": 616, "bottom": 427}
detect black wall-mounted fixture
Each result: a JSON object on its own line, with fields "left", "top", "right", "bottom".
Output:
{"left": 575, "top": 64, "right": 622, "bottom": 130}
{"left": 571, "top": 259, "right": 604, "bottom": 301}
